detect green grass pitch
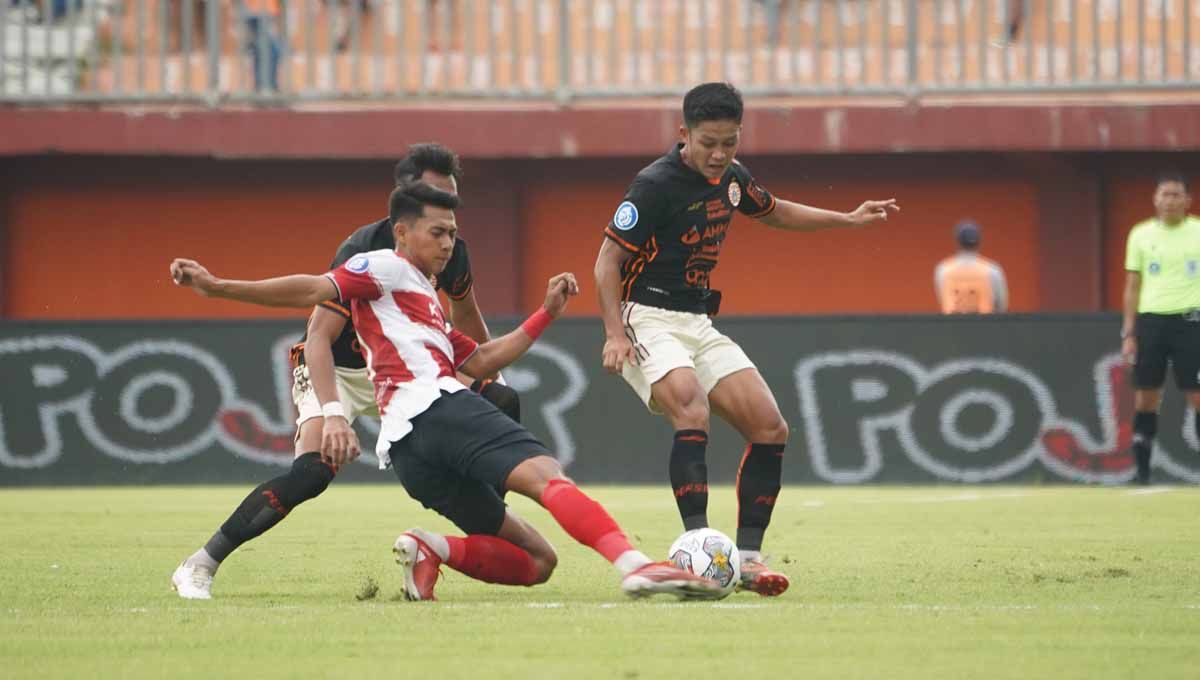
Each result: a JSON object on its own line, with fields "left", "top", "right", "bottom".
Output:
{"left": 1, "top": 485, "right": 1197, "bottom": 679}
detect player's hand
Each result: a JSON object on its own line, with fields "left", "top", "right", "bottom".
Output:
{"left": 321, "top": 415, "right": 360, "bottom": 466}
{"left": 847, "top": 199, "right": 900, "bottom": 226}
{"left": 169, "top": 258, "right": 219, "bottom": 295}
{"left": 1121, "top": 337, "right": 1137, "bottom": 367}
{"left": 602, "top": 333, "right": 641, "bottom": 374}
{"left": 543, "top": 272, "right": 579, "bottom": 317}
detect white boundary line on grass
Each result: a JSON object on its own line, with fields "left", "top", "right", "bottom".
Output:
{"left": 849, "top": 491, "right": 1030, "bottom": 504}
{"left": 1125, "top": 487, "right": 1174, "bottom": 496}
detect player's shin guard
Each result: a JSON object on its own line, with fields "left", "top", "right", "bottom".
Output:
{"left": 540, "top": 479, "right": 633, "bottom": 563}
{"left": 444, "top": 535, "right": 541, "bottom": 585}
{"left": 669, "top": 429, "right": 709, "bottom": 531}
{"left": 735, "top": 443, "right": 784, "bottom": 552}
{"left": 203, "top": 452, "right": 336, "bottom": 562}
{"left": 1132, "top": 411, "right": 1157, "bottom": 482}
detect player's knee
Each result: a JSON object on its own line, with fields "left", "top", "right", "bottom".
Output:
{"left": 294, "top": 417, "right": 324, "bottom": 456}
{"left": 670, "top": 394, "right": 710, "bottom": 430}
{"left": 282, "top": 451, "right": 337, "bottom": 506}
{"left": 759, "top": 415, "right": 790, "bottom": 445}
{"left": 531, "top": 550, "right": 558, "bottom": 584}
{"left": 479, "top": 381, "right": 521, "bottom": 423}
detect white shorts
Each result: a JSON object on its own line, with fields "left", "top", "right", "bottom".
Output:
{"left": 619, "top": 302, "right": 756, "bottom": 414}
{"left": 292, "top": 364, "right": 379, "bottom": 432}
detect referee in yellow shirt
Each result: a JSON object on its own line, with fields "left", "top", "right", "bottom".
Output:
{"left": 1121, "top": 172, "right": 1200, "bottom": 485}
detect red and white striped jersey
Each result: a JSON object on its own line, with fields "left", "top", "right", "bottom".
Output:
{"left": 325, "top": 248, "right": 479, "bottom": 465}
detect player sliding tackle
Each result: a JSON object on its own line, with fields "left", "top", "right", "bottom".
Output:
{"left": 170, "top": 180, "right": 718, "bottom": 601}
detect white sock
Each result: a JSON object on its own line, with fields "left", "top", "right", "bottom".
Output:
{"left": 740, "top": 549, "right": 763, "bottom": 564}
{"left": 614, "top": 550, "right": 652, "bottom": 576}
{"left": 186, "top": 548, "right": 220, "bottom": 572}
{"left": 410, "top": 529, "right": 450, "bottom": 561}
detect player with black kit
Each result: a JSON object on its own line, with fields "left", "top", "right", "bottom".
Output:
{"left": 594, "top": 82, "right": 899, "bottom": 596}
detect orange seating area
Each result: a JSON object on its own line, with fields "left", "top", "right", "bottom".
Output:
{"left": 6, "top": 0, "right": 1198, "bottom": 99}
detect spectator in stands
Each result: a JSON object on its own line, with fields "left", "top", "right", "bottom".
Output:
{"left": 934, "top": 220, "right": 1009, "bottom": 314}
{"left": 238, "top": 0, "right": 283, "bottom": 92}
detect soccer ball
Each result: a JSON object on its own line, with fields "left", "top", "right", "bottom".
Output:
{"left": 667, "top": 528, "right": 741, "bottom": 599}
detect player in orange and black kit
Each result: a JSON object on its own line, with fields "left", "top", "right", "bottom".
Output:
{"left": 595, "top": 82, "right": 899, "bottom": 597}
{"left": 172, "top": 143, "right": 519, "bottom": 599}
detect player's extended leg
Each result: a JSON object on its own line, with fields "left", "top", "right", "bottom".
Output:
{"left": 649, "top": 368, "right": 713, "bottom": 531}
{"left": 708, "top": 367, "right": 790, "bottom": 597}
{"left": 505, "top": 455, "right": 719, "bottom": 599}
{"left": 171, "top": 368, "right": 344, "bottom": 600}
{"left": 172, "top": 421, "right": 336, "bottom": 599}
{"left": 394, "top": 507, "right": 558, "bottom": 601}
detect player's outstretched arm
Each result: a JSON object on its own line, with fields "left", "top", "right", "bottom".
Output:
{"left": 460, "top": 273, "right": 578, "bottom": 379}
{"left": 170, "top": 258, "right": 338, "bottom": 308}
{"left": 759, "top": 198, "right": 900, "bottom": 232}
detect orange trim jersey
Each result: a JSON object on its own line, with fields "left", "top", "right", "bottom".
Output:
{"left": 604, "top": 144, "right": 776, "bottom": 313}
{"left": 294, "top": 217, "right": 475, "bottom": 369}
{"left": 934, "top": 254, "right": 1007, "bottom": 314}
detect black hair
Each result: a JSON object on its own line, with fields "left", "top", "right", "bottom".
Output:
{"left": 393, "top": 143, "right": 464, "bottom": 185}
{"left": 388, "top": 180, "right": 461, "bottom": 226}
{"left": 1156, "top": 171, "right": 1190, "bottom": 193}
{"left": 682, "top": 82, "right": 744, "bottom": 128}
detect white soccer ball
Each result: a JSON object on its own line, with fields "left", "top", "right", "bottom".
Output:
{"left": 667, "top": 528, "right": 741, "bottom": 599}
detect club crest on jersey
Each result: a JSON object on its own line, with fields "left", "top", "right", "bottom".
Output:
{"left": 1149, "top": 261, "right": 1161, "bottom": 275}
{"left": 346, "top": 255, "right": 370, "bottom": 273}
{"left": 728, "top": 180, "right": 742, "bottom": 207}
{"left": 613, "top": 201, "right": 639, "bottom": 231}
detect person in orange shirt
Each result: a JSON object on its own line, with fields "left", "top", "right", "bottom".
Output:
{"left": 935, "top": 220, "right": 1009, "bottom": 314}
{"left": 238, "top": 0, "right": 283, "bottom": 92}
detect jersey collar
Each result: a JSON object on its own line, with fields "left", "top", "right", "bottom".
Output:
{"left": 670, "top": 143, "right": 727, "bottom": 186}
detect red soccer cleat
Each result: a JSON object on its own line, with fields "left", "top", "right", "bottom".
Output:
{"left": 737, "top": 558, "right": 790, "bottom": 597}
{"left": 393, "top": 529, "right": 444, "bottom": 601}
{"left": 621, "top": 560, "right": 722, "bottom": 600}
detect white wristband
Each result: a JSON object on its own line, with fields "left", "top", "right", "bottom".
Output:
{"left": 321, "top": 402, "right": 346, "bottom": 419}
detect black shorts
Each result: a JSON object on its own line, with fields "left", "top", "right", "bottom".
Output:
{"left": 1134, "top": 312, "right": 1200, "bottom": 390}
{"left": 388, "top": 389, "right": 550, "bottom": 536}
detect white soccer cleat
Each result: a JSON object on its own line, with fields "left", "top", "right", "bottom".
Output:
{"left": 171, "top": 562, "right": 215, "bottom": 600}
{"left": 621, "top": 561, "right": 722, "bottom": 600}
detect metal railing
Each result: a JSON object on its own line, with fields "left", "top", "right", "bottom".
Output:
{"left": 2, "top": 0, "right": 1197, "bottom": 104}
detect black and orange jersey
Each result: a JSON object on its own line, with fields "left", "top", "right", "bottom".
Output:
{"left": 603, "top": 144, "right": 776, "bottom": 314}
{"left": 294, "top": 217, "right": 474, "bottom": 369}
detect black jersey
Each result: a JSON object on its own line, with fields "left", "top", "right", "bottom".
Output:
{"left": 603, "top": 144, "right": 776, "bottom": 314}
{"left": 294, "top": 217, "right": 474, "bottom": 369}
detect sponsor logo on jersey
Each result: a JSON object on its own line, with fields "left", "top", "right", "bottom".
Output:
{"left": 613, "top": 201, "right": 639, "bottom": 231}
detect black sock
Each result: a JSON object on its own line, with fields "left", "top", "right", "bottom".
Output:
{"left": 736, "top": 443, "right": 784, "bottom": 552}
{"left": 1132, "top": 411, "right": 1157, "bottom": 482}
{"left": 1193, "top": 410, "right": 1200, "bottom": 453}
{"left": 204, "top": 452, "right": 337, "bottom": 563}
{"left": 669, "top": 429, "right": 709, "bottom": 531}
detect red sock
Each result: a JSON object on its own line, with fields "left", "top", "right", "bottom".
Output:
{"left": 443, "top": 535, "right": 540, "bottom": 586}
{"left": 540, "top": 479, "right": 634, "bottom": 563}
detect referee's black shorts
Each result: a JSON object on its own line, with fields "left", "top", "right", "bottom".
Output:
{"left": 1134, "top": 312, "right": 1200, "bottom": 390}
{"left": 388, "top": 389, "right": 550, "bottom": 536}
